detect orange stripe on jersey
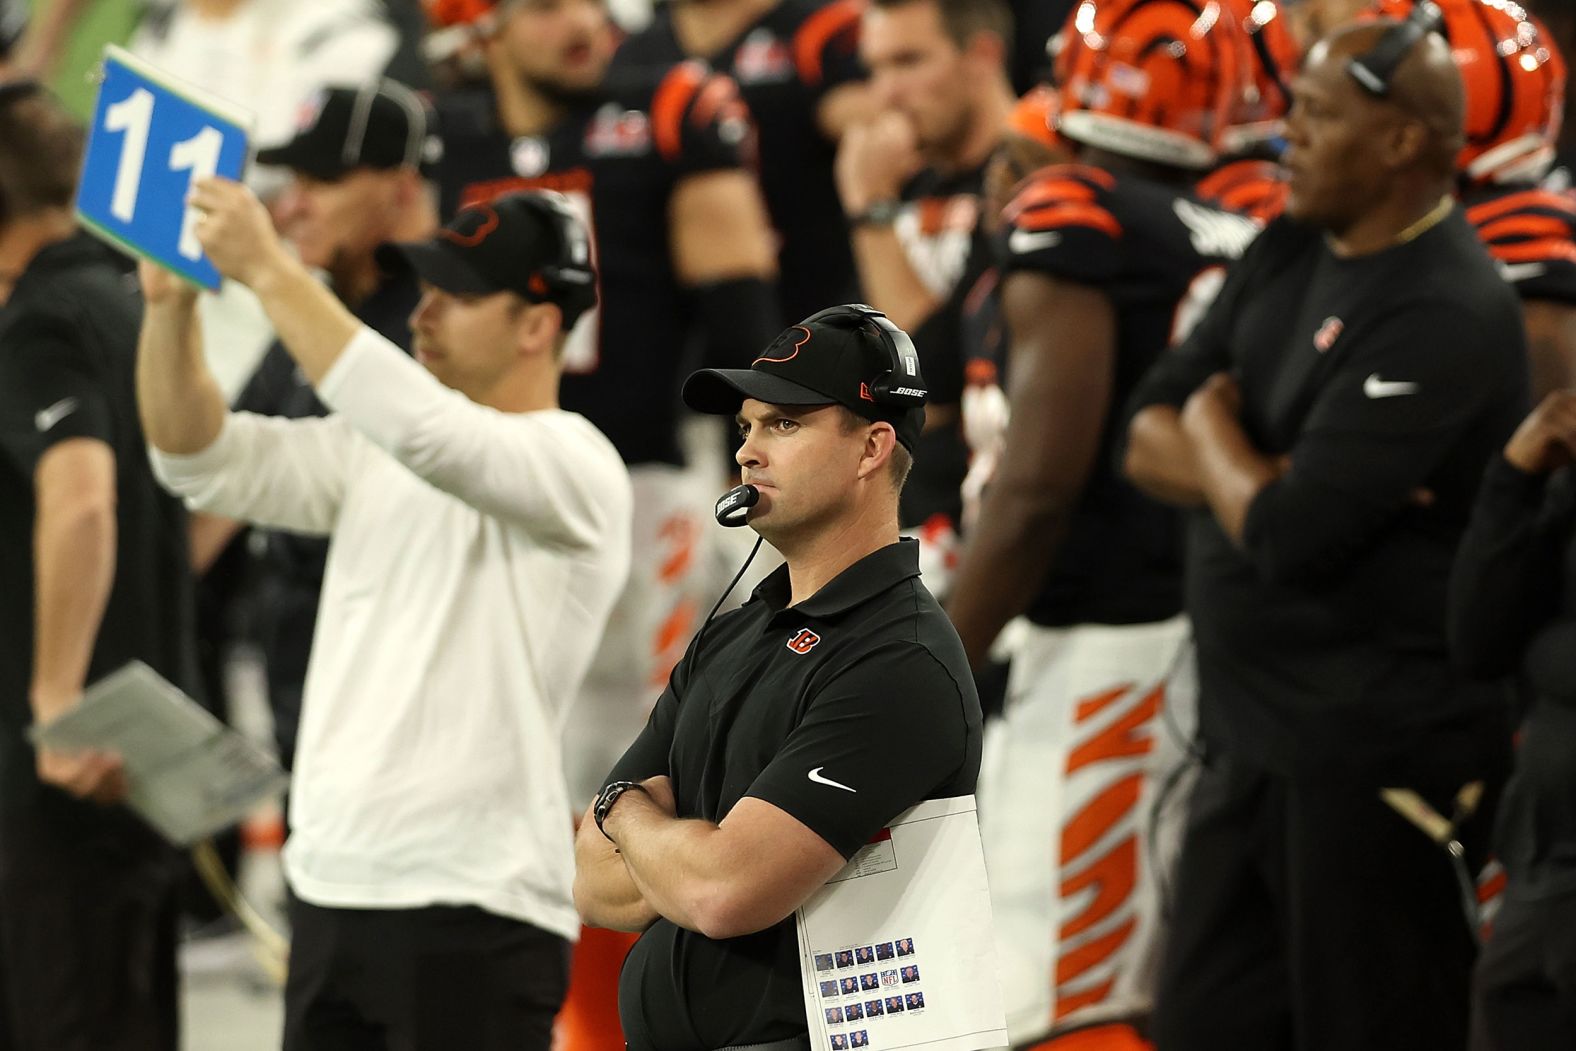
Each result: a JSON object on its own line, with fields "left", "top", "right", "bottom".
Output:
{"left": 1005, "top": 179, "right": 1100, "bottom": 220}
{"left": 1478, "top": 214, "right": 1574, "bottom": 244}
{"left": 1195, "top": 161, "right": 1268, "bottom": 199}
{"left": 793, "top": 0, "right": 862, "bottom": 86}
{"left": 1016, "top": 201, "right": 1123, "bottom": 239}
{"left": 1046, "top": 163, "right": 1117, "bottom": 190}
{"left": 690, "top": 74, "right": 737, "bottom": 129}
{"left": 1488, "top": 238, "right": 1576, "bottom": 266}
{"left": 652, "top": 61, "right": 708, "bottom": 163}
{"left": 1466, "top": 189, "right": 1576, "bottom": 226}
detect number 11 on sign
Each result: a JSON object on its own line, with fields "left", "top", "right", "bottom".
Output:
{"left": 103, "top": 87, "right": 225, "bottom": 261}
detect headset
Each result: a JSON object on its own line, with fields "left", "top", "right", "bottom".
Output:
{"left": 800, "top": 303, "right": 929, "bottom": 408}
{"left": 713, "top": 304, "right": 927, "bottom": 529}
{"left": 507, "top": 190, "right": 597, "bottom": 322}
{"left": 341, "top": 78, "right": 431, "bottom": 172}
{"left": 1348, "top": 0, "right": 1445, "bottom": 98}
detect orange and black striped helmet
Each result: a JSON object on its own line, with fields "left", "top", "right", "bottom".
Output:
{"left": 1218, "top": 0, "right": 1303, "bottom": 152}
{"left": 1372, "top": 0, "right": 1565, "bottom": 184}
{"left": 1053, "top": 0, "right": 1254, "bottom": 170}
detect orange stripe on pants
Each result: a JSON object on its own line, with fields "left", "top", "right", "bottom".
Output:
{"left": 556, "top": 926, "right": 638, "bottom": 1051}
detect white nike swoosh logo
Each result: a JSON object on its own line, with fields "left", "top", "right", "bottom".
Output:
{"left": 1363, "top": 374, "right": 1419, "bottom": 399}
{"left": 1008, "top": 228, "right": 1062, "bottom": 255}
{"left": 1497, "top": 260, "right": 1548, "bottom": 284}
{"left": 34, "top": 396, "right": 80, "bottom": 433}
{"left": 808, "top": 766, "right": 857, "bottom": 793}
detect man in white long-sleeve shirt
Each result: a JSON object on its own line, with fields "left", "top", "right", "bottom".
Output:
{"left": 136, "top": 185, "right": 632, "bottom": 1051}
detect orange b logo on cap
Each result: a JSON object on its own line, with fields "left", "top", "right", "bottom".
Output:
{"left": 440, "top": 206, "right": 501, "bottom": 247}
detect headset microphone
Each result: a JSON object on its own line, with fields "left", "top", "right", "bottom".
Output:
{"left": 714, "top": 483, "right": 759, "bottom": 527}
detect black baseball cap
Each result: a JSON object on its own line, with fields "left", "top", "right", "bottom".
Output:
{"left": 256, "top": 81, "right": 432, "bottom": 180}
{"left": 375, "top": 191, "right": 598, "bottom": 325}
{"left": 683, "top": 305, "right": 927, "bottom": 450}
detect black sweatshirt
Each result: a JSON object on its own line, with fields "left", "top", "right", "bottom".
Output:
{"left": 1450, "top": 454, "right": 1576, "bottom": 898}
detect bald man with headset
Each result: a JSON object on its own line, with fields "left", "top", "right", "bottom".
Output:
{"left": 1124, "top": 9, "right": 1528, "bottom": 1048}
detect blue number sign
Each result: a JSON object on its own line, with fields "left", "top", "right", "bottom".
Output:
{"left": 76, "top": 45, "right": 251, "bottom": 290}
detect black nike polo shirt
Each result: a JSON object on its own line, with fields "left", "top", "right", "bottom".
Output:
{"left": 0, "top": 232, "right": 197, "bottom": 865}
{"left": 605, "top": 537, "right": 982, "bottom": 1051}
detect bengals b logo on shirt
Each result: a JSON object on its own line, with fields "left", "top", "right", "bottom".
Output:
{"left": 786, "top": 628, "right": 821, "bottom": 654}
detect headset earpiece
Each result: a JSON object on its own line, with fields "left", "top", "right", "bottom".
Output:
{"left": 513, "top": 191, "right": 596, "bottom": 320}
{"left": 800, "top": 304, "right": 928, "bottom": 408}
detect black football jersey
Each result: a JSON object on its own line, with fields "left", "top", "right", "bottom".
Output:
{"left": 999, "top": 163, "right": 1263, "bottom": 625}
{"left": 613, "top": 0, "right": 865, "bottom": 322}
{"left": 432, "top": 63, "right": 752, "bottom": 466}
{"left": 1464, "top": 183, "right": 1576, "bottom": 305}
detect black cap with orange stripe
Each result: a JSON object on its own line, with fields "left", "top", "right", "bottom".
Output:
{"left": 376, "top": 190, "right": 597, "bottom": 325}
{"left": 682, "top": 305, "right": 927, "bottom": 451}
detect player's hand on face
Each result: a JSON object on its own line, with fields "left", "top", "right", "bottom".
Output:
{"left": 137, "top": 259, "right": 197, "bottom": 307}
{"left": 187, "top": 177, "right": 287, "bottom": 288}
{"left": 640, "top": 775, "right": 677, "bottom": 817}
{"left": 1504, "top": 389, "right": 1576, "bottom": 475}
{"left": 36, "top": 747, "right": 128, "bottom": 805}
{"left": 835, "top": 111, "right": 923, "bottom": 214}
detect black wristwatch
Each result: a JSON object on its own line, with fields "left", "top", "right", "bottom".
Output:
{"left": 850, "top": 199, "right": 903, "bottom": 228}
{"left": 593, "top": 780, "right": 649, "bottom": 842}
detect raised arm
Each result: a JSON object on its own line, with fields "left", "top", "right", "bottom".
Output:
{"left": 189, "top": 177, "right": 630, "bottom": 546}
{"left": 134, "top": 264, "right": 226, "bottom": 455}
{"left": 834, "top": 113, "right": 936, "bottom": 332}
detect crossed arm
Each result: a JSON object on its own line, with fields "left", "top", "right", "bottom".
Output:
{"left": 574, "top": 780, "right": 845, "bottom": 941}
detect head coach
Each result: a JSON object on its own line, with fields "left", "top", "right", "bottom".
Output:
{"left": 1122, "top": 7, "right": 1528, "bottom": 1049}
{"left": 572, "top": 306, "right": 983, "bottom": 1051}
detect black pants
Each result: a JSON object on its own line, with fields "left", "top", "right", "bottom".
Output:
{"left": 0, "top": 788, "right": 180, "bottom": 1051}
{"left": 1471, "top": 890, "right": 1576, "bottom": 1049}
{"left": 284, "top": 898, "right": 570, "bottom": 1051}
{"left": 1153, "top": 755, "right": 1495, "bottom": 1051}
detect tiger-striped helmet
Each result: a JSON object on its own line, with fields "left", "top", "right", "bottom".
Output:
{"left": 1373, "top": 0, "right": 1566, "bottom": 184}
{"left": 1218, "top": 0, "right": 1303, "bottom": 153}
{"left": 1054, "top": 0, "right": 1254, "bottom": 169}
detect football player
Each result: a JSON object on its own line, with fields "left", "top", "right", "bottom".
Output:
{"left": 945, "top": 1, "right": 1262, "bottom": 1044}
{"left": 612, "top": 0, "right": 873, "bottom": 321}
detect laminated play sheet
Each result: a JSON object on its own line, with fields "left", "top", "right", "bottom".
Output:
{"left": 796, "top": 796, "right": 1007, "bottom": 1051}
